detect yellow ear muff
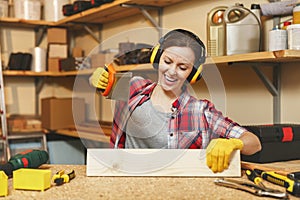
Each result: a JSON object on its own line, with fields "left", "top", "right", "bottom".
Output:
{"left": 150, "top": 44, "right": 160, "bottom": 64}
{"left": 190, "top": 65, "right": 203, "bottom": 84}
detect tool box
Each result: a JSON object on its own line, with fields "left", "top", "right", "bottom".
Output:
{"left": 91, "top": 0, "right": 114, "bottom": 7}
{"left": 241, "top": 124, "right": 300, "bottom": 163}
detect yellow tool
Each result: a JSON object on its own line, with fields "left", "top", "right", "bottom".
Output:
{"left": 52, "top": 170, "right": 75, "bottom": 186}
{"left": 260, "top": 171, "right": 300, "bottom": 196}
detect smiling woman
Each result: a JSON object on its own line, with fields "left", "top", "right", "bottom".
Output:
{"left": 90, "top": 29, "right": 262, "bottom": 173}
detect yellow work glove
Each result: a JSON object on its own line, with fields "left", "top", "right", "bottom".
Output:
{"left": 89, "top": 67, "right": 109, "bottom": 90}
{"left": 206, "top": 138, "right": 244, "bottom": 173}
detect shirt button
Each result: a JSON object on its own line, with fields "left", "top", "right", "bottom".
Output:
{"left": 170, "top": 133, "right": 173, "bottom": 137}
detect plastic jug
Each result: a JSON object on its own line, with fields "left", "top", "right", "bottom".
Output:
{"left": 207, "top": 6, "right": 228, "bottom": 56}
{"left": 224, "top": 4, "right": 261, "bottom": 55}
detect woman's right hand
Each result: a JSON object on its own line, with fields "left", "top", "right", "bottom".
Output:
{"left": 89, "top": 67, "right": 109, "bottom": 90}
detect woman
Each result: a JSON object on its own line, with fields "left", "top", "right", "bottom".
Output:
{"left": 90, "top": 29, "right": 261, "bottom": 173}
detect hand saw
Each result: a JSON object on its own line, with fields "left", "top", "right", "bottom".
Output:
{"left": 101, "top": 64, "right": 132, "bottom": 101}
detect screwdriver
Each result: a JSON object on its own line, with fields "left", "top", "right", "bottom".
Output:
{"left": 246, "top": 169, "right": 266, "bottom": 188}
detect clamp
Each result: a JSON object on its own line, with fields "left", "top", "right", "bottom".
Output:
{"left": 52, "top": 170, "right": 75, "bottom": 186}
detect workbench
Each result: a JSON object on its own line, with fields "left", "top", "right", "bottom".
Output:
{"left": 3, "top": 160, "right": 300, "bottom": 200}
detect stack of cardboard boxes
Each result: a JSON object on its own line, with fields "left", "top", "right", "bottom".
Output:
{"left": 47, "top": 28, "right": 68, "bottom": 72}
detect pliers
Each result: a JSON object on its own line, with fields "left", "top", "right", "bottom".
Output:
{"left": 214, "top": 178, "right": 289, "bottom": 199}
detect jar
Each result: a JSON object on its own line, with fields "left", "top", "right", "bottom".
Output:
{"left": 293, "top": 3, "right": 300, "bottom": 24}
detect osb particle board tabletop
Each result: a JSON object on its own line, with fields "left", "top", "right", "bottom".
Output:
{"left": 3, "top": 160, "right": 300, "bottom": 200}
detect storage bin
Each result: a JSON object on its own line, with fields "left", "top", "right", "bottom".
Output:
{"left": 0, "top": 171, "right": 8, "bottom": 196}
{"left": 13, "top": 168, "right": 51, "bottom": 191}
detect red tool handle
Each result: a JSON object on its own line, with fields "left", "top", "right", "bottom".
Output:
{"left": 101, "top": 64, "right": 116, "bottom": 97}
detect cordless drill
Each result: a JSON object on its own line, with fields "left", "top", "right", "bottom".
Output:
{"left": 0, "top": 149, "right": 49, "bottom": 177}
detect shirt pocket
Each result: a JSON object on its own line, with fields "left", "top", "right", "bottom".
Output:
{"left": 178, "top": 131, "right": 200, "bottom": 148}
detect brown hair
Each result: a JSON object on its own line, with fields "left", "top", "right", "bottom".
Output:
{"left": 160, "top": 29, "right": 206, "bottom": 68}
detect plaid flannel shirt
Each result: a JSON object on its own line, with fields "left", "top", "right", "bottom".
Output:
{"left": 110, "top": 76, "right": 246, "bottom": 149}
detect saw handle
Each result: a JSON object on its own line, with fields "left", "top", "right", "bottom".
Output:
{"left": 101, "top": 64, "right": 116, "bottom": 97}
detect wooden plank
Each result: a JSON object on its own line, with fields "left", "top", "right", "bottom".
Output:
{"left": 56, "top": 129, "right": 110, "bottom": 143}
{"left": 86, "top": 149, "right": 241, "bottom": 177}
{"left": 0, "top": 17, "right": 54, "bottom": 28}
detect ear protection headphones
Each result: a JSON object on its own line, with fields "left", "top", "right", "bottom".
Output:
{"left": 150, "top": 29, "right": 206, "bottom": 84}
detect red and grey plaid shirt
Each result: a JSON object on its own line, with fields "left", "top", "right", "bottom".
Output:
{"left": 110, "top": 76, "right": 246, "bottom": 149}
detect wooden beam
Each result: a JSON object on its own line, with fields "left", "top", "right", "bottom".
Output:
{"left": 86, "top": 149, "right": 241, "bottom": 177}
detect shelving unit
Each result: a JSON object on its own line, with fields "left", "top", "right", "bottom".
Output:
{"left": 0, "top": 0, "right": 187, "bottom": 146}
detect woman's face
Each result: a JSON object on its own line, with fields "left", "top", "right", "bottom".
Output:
{"left": 158, "top": 46, "right": 195, "bottom": 95}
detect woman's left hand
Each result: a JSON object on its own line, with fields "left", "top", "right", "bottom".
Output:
{"left": 206, "top": 138, "right": 244, "bottom": 173}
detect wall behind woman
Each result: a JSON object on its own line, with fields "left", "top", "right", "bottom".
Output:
{"left": 75, "top": 0, "right": 300, "bottom": 125}
{"left": 3, "top": 0, "right": 299, "bottom": 126}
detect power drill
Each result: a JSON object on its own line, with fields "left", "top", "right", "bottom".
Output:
{"left": 0, "top": 149, "right": 49, "bottom": 177}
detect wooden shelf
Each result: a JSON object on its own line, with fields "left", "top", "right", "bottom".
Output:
{"left": 205, "top": 50, "right": 300, "bottom": 65}
{"left": 0, "top": 17, "right": 55, "bottom": 28}
{"left": 55, "top": 0, "right": 186, "bottom": 25}
{"left": 0, "top": 0, "right": 186, "bottom": 28}
{"left": 114, "top": 50, "right": 300, "bottom": 72}
{"left": 54, "top": 122, "right": 112, "bottom": 143}
{"left": 3, "top": 69, "right": 94, "bottom": 77}
{"left": 3, "top": 50, "right": 300, "bottom": 77}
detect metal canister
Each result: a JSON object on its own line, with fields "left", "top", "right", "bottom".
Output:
{"left": 224, "top": 4, "right": 261, "bottom": 55}
{"left": 207, "top": 6, "right": 227, "bottom": 56}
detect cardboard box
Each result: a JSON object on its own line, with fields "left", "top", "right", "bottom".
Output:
{"left": 47, "top": 58, "right": 60, "bottom": 72}
{"left": 91, "top": 53, "right": 116, "bottom": 68}
{"left": 48, "top": 44, "right": 68, "bottom": 58}
{"left": 47, "top": 28, "right": 67, "bottom": 44}
{"left": 72, "top": 47, "right": 83, "bottom": 57}
{"left": 41, "top": 97, "right": 85, "bottom": 130}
